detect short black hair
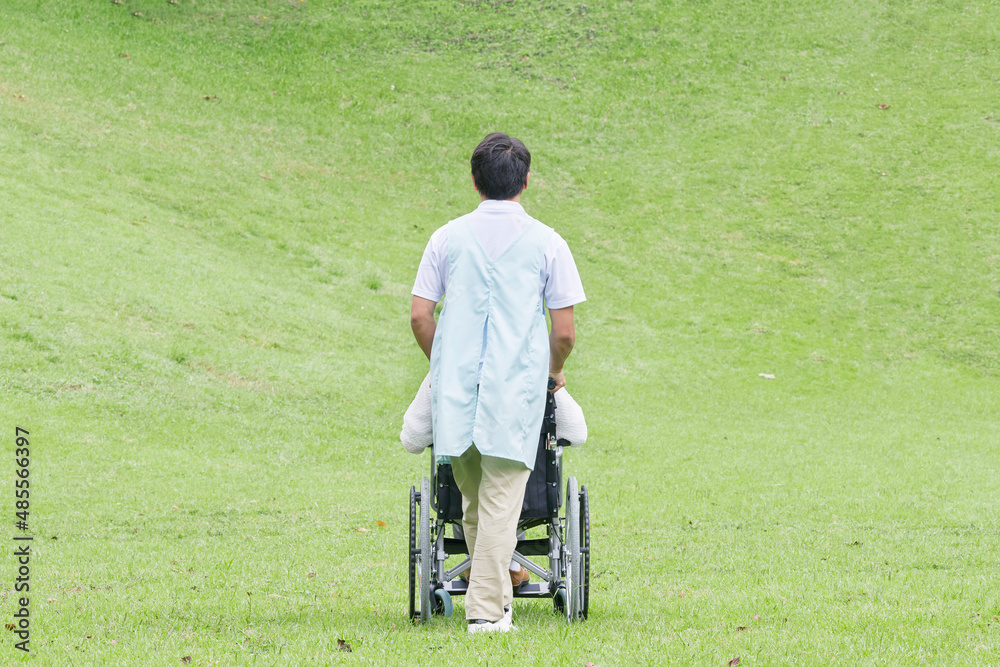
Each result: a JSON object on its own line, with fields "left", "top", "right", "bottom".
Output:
{"left": 470, "top": 132, "right": 531, "bottom": 200}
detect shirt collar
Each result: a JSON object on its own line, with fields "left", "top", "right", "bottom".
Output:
{"left": 477, "top": 199, "right": 524, "bottom": 213}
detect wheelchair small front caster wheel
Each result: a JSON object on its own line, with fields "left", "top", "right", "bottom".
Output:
{"left": 433, "top": 588, "right": 453, "bottom": 617}
{"left": 553, "top": 587, "right": 566, "bottom": 614}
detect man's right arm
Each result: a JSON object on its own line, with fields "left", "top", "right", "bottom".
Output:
{"left": 411, "top": 227, "right": 447, "bottom": 361}
{"left": 548, "top": 305, "right": 575, "bottom": 391}
{"left": 411, "top": 296, "right": 438, "bottom": 360}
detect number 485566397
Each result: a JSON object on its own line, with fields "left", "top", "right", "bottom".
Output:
{"left": 15, "top": 427, "right": 30, "bottom": 528}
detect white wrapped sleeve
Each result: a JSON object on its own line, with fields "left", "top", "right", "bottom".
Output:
{"left": 554, "top": 387, "right": 587, "bottom": 446}
{"left": 400, "top": 373, "right": 433, "bottom": 454}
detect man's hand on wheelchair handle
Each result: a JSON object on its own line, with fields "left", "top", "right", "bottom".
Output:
{"left": 548, "top": 370, "right": 566, "bottom": 392}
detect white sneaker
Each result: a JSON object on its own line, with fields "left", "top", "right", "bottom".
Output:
{"left": 467, "top": 619, "right": 514, "bottom": 634}
{"left": 467, "top": 607, "right": 515, "bottom": 634}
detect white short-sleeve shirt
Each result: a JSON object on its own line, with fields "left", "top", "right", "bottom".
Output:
{"left": 412, "top": 200, "right": 586, "bottom": 310}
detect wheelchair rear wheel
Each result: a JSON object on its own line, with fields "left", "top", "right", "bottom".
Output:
{"left": 417, "top": 477, "right": 432, "bottom": 623}
{"left": 565, "top": 476, "right": 583, "bottom": 622}
{"left": 581, "top": 484, "right": 590, "bottom": 620}
{"left": 408, "top": 485, "right": 417, "bottom": 620}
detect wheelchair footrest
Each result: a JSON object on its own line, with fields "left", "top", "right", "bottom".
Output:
{"left": 439, "top": 579, "right": 554, "bottom": 598}
{"left": 512, "top": 582, "right": 553, "bottom": 597}
{"left": 441, "top": 579, "right": 468, "bottom": 594}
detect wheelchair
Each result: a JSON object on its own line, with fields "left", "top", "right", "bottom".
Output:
{"left": 408, "top": 385, "right": 590, "bottom": 624}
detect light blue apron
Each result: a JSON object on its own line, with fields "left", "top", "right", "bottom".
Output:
{"left": 430, "top": 216, "right": 553, "bottom": 470}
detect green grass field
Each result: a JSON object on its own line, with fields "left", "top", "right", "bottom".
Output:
{"left": 2, "top": 0, "right": 999, "bottom": 664}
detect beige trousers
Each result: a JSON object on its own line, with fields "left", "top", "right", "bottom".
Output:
{"left": 450, "top": 445, "right": 532, "bottom": 622}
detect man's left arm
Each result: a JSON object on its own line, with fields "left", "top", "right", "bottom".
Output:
{"left": 411, "top": 296, "right": 438, "bottom": 360}
{"left": 543, "top": 232, "right": 585, "bottom": 391}
{"left": 548, "top": 305, "right": 575, "bottom": 391}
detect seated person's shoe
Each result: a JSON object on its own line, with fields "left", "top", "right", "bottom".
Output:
{"left": 509, "top": 566, "right": 530, "bottom": 587}
{"left": 463, "top": 565, "right": 529, "bottom": 587}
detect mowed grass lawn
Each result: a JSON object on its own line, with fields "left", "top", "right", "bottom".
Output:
{"left": 2, "top": 0, "right": 999, "bottom": 664}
